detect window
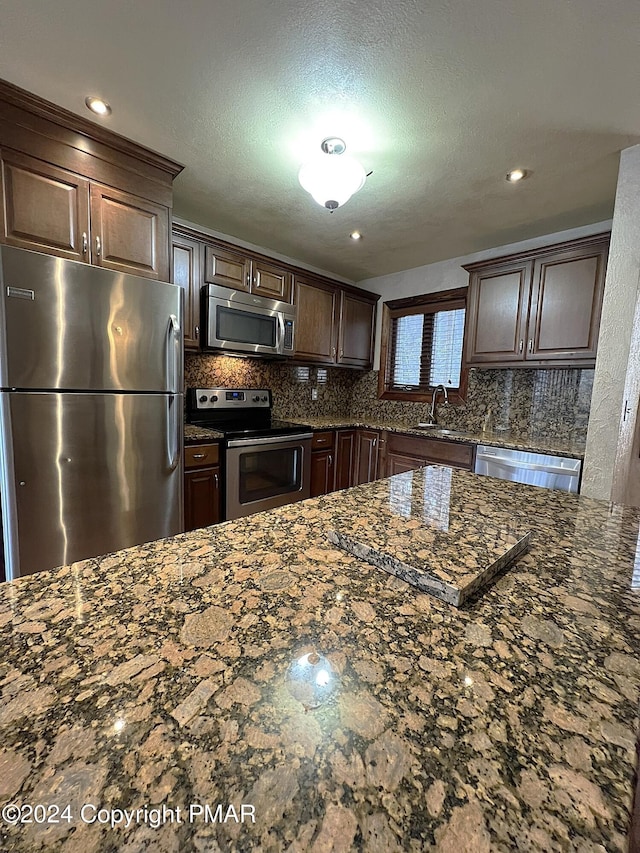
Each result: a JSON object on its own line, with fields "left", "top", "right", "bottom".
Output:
{"left": 378, "top": 288, "right": 468, "bottom": 402}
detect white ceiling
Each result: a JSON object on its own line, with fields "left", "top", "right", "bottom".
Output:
{"left": 1, "top": 0, "right": 638, "bottom": 282}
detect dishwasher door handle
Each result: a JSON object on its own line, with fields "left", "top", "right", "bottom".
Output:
{"left": 476, "top": 453, "right": 579, "bottom": 476}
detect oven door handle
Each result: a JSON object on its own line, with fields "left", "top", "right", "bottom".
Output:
{"left": 227, "top": 432, "right": 313, "bottom": 448}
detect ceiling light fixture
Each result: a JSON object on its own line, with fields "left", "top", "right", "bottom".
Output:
{"left": 350, "top": 231, "right": 363, "bottom": 240}
{"left": 505, "top": 168, "right": 529, "bottom": 183}
{"left": 85, "top": 96, "right": 112, "bottom": 116}
{"left": 298, "top": 137, "right": 367, "bottom": 210}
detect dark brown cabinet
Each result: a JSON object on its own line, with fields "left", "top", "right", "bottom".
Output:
{"left": 337, "top": 291, "right": 377, "bottom": 368}
{"left": 0, "top": 82, "right": 181, "bottom": 281}
{"left": 310, "top": 431, "right": 335, "bottom": 497}
{"left": 204, "top": 242, "right": 292, "bottom": 302}
{"left": 293, "top": 277, "right": 338, "bottom": 364}
{"left": 293, "top": 276, "right": 378, "bottom": 369}
{"left": 354, "top": 429, "right": 381, "bottom": 485}
{"left": 384, "top": 433, "right": 475, "bottom": 476}
{"left": 172, "top": 231, "right": 202, "bottom": 351}
{"left": 464, "top": 234, "right": 609, "bottom": 368}
{"left": 0, "top": 149, "right": 89, "bottom": 262}
{"left": 335, "top": 429, "right": 356, "bottom": 490}
{"left": 89, "top": 183, "right": 169, "bottom": 279}
{"left": 184, "top": 443, "right": 221, "bottom": 532}
{"left": 0, "top": 152, "right": 171, "bottom": 280}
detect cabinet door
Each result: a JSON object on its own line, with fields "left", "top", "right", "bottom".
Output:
{"left": 528, "top": 242, "right": 608, "bottom": 363}
{"left": 172, "top": 234, "right": 202, "bottom": 350}
{"left": 293, "top": 277, "right": 337, "bottom": 363}
{"left": 465, "top": 261, "right": 531, "bottom": 364}
{"left": 337, "top": 291, "right": 376, "bottom": 368}
{"left": 90, "top": 184, "right": 170, "bottom": 280}
{"left": 251, "top": 258, "right": 292, "bottom": 302}
{"left": 354, "top": 430, "right": 380, "bottom": 485}
{"left": 335, "top": 430, "right": 356, "bottom": 490}
{"left": 310, "top": 449, "right": 334, "bottom": 497}
{"left": 184, "top": 467, "right": 221, "bottom": 531}
{"left": 203, "top": 243, "right": 250, "bottom": 291}
{"left": 386, "top": 451, "right": 428, "bottom": 477}
{"left": 0, "top": 149, "right": 90, "bottom": 262}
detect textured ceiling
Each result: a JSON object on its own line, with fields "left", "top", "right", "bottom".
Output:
{"left": 0, "top": 0, "right": 638, "bottom": 282}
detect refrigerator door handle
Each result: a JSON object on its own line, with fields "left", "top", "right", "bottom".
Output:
{"left": 167, "top": 396, "right": 180, "bottom": 471}
{"left": 168, "top": 314, "right": 181, "bottom": 394}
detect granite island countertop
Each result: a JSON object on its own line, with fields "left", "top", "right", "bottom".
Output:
{"left": 1, "top": 469, "right": 639, "bottom": 851}
{"left": 289, "top": 417, "right": 587, "bottom": 459}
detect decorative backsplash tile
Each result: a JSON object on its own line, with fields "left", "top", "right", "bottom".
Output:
{"left": 185, "top": 354, "right": 359, "bottom": 420}
{"left": 349, "top": 368, "right": 594, "bottom": 441}
{"left": 185, "top": 354, "right": 593, "bottom": 442}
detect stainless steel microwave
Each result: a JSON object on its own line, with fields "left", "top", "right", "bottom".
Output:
{"left": 202, "top": 284, "right": 296, "bottom": 358}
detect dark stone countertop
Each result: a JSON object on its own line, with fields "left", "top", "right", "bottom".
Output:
{"left": 292, "top": 417, "right": 586, "bottom": 460}
{"left": 1, "top": 469, "right": 638, "bottom": 850}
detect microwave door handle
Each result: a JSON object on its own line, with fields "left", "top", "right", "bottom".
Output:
{"left": 277, "top": 313, "right": 285, "bottom": 355}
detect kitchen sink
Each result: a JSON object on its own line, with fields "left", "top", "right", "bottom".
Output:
{"left": 414, "top": 424, "right": 468, "bottom": 437}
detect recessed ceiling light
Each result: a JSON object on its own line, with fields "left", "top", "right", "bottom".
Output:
{"left": 85, "top": 96, "right": 112, "bottom": 116}
{"left": 350, "top": 231, "right": 363, "bottom": 241}
{"left": 506, "top": 168, "right": 529, "bottom": 183}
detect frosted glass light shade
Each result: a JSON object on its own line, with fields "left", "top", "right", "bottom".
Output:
{"left": 298, "top": 153, "right": 366, "bottom": 210}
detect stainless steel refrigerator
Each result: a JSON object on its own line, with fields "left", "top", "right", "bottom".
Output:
{"left": 0, "top": 246, "right": 183, "bottom": 581}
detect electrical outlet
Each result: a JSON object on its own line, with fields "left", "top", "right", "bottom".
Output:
{"left": 311, "top": 388, "right": 318, "bottom": 401}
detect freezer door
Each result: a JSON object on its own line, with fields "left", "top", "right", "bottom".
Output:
{"left": 0, "top": 246, "right": 182, "bottom": 392}
{"left": 1, "top": 391, "right": 183, "bottom": 579}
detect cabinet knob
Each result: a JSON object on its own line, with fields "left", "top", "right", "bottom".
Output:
{"left": 214, "top": 473, "right": 219, "bottom": 486}
{"left": 339, "top": 349, "right": 344, "bottom": 358}
{"left": 528, "top": 339, "right": 533, "bottom": 353}
{"left": 519, "top": 339, "right": 524, "bottom": 353}
{"left": 192, "top": 453, "right": 206, "bottom": 459}
{"left": 82, "top": 232, "right": 88, "bottom": 255}
{"left": 332, "top": 346, "right": 336, "bottom": 358}
{"left": 328, "top": 455, "right": 333, "bottom": 466}
{"left": 95, "top": 236, "right": 101, "bottom": 257}
{"left": 195, "top": 325, "right": 199, "bottom": 338}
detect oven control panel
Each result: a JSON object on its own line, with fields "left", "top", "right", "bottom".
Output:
{"left": 188, "top": 388, "right": 271, "bottom": 411}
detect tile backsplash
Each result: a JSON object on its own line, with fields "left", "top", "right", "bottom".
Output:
{"left": 185, "top": 354, "right": 593, "bottom": 441}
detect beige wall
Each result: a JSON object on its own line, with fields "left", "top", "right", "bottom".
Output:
{"left": 582, "top": 145, "right": 640, "bottom": 501}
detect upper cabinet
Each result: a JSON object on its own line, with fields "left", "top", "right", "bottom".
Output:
{"left": 293, "top": 276, "right": 338, "bottom": 363}
{"left": 293, "top": 275, "right": 378, "bottom": 369}
{"left": 0, "top": 80, "right": 182, "bottom": 281}
{"left": 174, "top": 223, "right": 379, "bottom": 366}
{"left": 203, "top": 241, "right": 292, "bottom": 302}
{"left": 172, "top": 230, "right": 202, "bottom": 351}
{"left": 464, "top": 234, "right": 609, "bottom": 368}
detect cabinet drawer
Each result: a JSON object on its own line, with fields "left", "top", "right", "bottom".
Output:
{"left": 387, "top": 433, "right": 474, "bottom": 470}
{"left": 312, "top": 430, "right": 335, "bottom": 450}
{"left": 184, "top": 443, "right": 219, "bottom": 468}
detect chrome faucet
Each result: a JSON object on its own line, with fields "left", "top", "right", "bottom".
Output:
{"left": 428, "top": 384, "right": 448, "bottom": 424}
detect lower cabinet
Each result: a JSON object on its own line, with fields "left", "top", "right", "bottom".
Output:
{"left": 354, "top": 429, "right": 381, "bottom": 485}
{"left": 384, "top": 433, "right": 475, "bottom": 475}
{"left": 335, "top": 430, "right": 356, "bottom": 490}
{"left": 184, "top": 443, "right": 221, "bottom": 532}
{"left": 310, "top": 431, "right": 335, "bottom": 497}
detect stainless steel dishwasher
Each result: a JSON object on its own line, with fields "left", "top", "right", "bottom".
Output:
{"left": 474, "top": 445, "right": 582, "bottom": 493}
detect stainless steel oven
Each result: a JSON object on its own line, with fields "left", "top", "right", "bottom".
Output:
{"left": 186, "top": 387, "right": 313, "bottom": 521}
{"left": 226, "top": 432, "right": 312, "bottom": 520}
{"left": 202, "top": 284, "right": 296, "bottom": 358}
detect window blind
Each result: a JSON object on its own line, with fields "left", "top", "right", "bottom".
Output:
{"left": 389, "top": 307, "right": 465, "bottom": 391}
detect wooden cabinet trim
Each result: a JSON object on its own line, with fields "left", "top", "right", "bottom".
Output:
{"left": 0, "top": 79, "right": 182, "bottom": 181}
{"left": 462, "top": 232, "right": 611, "bottom": 273}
